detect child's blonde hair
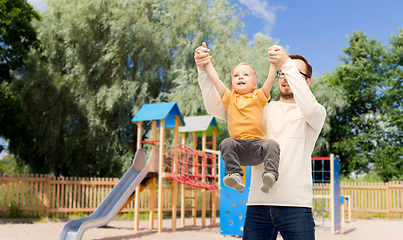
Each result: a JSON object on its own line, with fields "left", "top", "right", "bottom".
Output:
{"left": 231, "top": 63, "right": 257, "bottom": 80}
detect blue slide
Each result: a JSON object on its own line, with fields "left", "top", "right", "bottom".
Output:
{"left": 60, "top": 148, "right": 159, "bottom": 240}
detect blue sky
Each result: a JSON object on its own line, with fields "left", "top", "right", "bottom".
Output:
{"left": 236, "top": 0, "right": 403, "bottom": 76}
{"left": 27, "top": 0, "right": 403, "bottom": 76}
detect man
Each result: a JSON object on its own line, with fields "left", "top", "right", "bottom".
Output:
{"left": 195, "top": 43, "right": 326, "bottom": 240}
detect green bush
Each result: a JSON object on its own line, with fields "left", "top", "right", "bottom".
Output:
{"left": 8, "top": 202, "right": 24, "bottom": 218}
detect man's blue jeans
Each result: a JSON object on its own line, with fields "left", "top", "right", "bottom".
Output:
{"left": 243, "top": 206, "right": 315, "bottom": 240}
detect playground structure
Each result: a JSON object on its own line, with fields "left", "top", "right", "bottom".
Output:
{"left": 59, "top": 148, "right": 159, "bottom": 240}
{"left": 178, "top": 115, "right": 221, "bottom": 226}
{"left": 312, "top": 154, "right": 341, "bottom": 235}
{"left": 60, "top": 102, "right": 221, "bottom": 239}
{"left": 219, "top": 158, "right": 250, "bottom": 236}
{"left": 130, "top": 105, "right": 221, "bottom": 232}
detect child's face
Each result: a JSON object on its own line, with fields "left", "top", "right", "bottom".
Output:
{"left": 231, "top": 65, "right": 257, "bottom": 95}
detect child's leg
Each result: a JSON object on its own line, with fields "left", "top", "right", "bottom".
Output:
{"left": 250, "top": 139, "right": 280, "bottom": 193}
{"left": 252, "top": 139, "right": 280, "bottom": 179}
{"left": 219, "top": 138, "right": 246, "bottom": 177}
{"left": 220, "top": 138, "right": 247, "bottom": 191}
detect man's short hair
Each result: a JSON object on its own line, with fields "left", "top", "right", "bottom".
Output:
{"left": 289, "top": 55, "right": 312, "bottom": 78}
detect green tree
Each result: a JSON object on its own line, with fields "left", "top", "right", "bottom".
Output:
{"left": 10, "top": 0, "right": 258, "bottom": 177}
{"left": 327, "top": 30, "right": 403, "bottom": 181}
{"left": 373, "top": 28, "right": 403, "bottom": 181}
{"left": 309, "top": 73, "right": 347, "bottom": 157}
{"left": 0, "top": 87, "right": 38, "bottom": 171}
{"left": 0, "top": 0, "right": 40, "bottom": 84}
{"left": 0, "top": 153, "right": 27, "bottom": 174}
{"left": 0, "top": 0, "right": 40, "bottom": 174}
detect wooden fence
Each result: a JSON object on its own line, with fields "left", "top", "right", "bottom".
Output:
{"left": 1, "top": 173, "right": 402, "bottom": 218}
{"left": 341, "top": 182, "right": 403, "bottom": 217}
{"left": 0, "top": 173, "right": 217, "bottom": 218}
{"left": 313, "top": 181, "right": 403, "bottom": 218}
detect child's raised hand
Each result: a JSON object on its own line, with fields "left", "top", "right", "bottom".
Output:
{"left": 268, "top": 45, "right": 282, "bottom": 52}
{"left": 268, "top": 45, "right": 289, "bottom": 68}
{"left": 195, "top": 42, "right": 211, "bottom": 67}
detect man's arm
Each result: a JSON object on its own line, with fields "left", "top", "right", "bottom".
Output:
{"left": 269, "top": 48, "right": 325, "bottom": 131}
{"left": 195, "top": 44, "right": 228, "bottom": 120}
{"left": 281, "top": 59, "right": 326, "bottom": 131}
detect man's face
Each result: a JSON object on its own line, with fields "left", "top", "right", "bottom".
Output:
{"left": 231, "top": 65, "right": 257, "bottom": 95}
{"left": 278, "top": 59, "right": 311, "bottom": 99}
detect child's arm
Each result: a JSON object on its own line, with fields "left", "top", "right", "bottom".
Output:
{"left": 262, "top": 63, "right": 277, "bottom": 97}
{"left": 262, "top": 45, "right": 281, "bottom": 97}
{"left": 205, "top": 61, "right": 227, "bottom": 97}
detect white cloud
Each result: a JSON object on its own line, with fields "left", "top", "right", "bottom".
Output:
{"left": 27, "top": 0, "right": 46, "bottom": 11}
{"left": 239, "top": 0, "right": 285, "bottom": 32}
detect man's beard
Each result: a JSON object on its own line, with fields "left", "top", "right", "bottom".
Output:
{"left": 280, "top": 88, "right": 294, "bottom": 99}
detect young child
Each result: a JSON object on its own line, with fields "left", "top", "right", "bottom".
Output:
{"left": 201, "top": 45, "right": 281, "bottom": 193}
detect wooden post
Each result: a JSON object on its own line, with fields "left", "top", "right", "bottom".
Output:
{"left": 152, "top": 120, "right": 158, "bottom": 143}
{"left": 149, "top": 179, "right": 155, "bottom": 229}
{"left": 192, "top": 132, "right": 197, "bottom": 225}
{"left": 44, "top": 174, "right": 51, "bottom": 218}
{"left": 136, "top": 121, "right": 143, "bottom": 150}
{"left": 386, "top": 182, "right": 390, "bottom": 218}
{"left": 341, "top": 196, "right": 345, "bottom": 223}
{"left": 134, "top": 187, "right": 141, "bottom": 231}
{"left": 201, "top": 131, "right": 207, "bottom": 226}
{"left": 149, "top": 120, "right": 158, "bottom": 229}
{"left": 181, "top": 132, "right": 186, "bottom": 227}
{"left": 134, "top": 121, "right": 143, "bottom": 231}
{"left": 342, "top": 195, "right": 352, "bottom": 223}
{"left": 158, "top": 119, "right": 165, "bottom": 233}
{"left": 211, "top": 130, "right": 217, "bottom": 225}
{"left": 171, "top": 118, "right": 179, "bottom": 231}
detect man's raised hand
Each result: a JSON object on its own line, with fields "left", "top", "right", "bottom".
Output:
{"left": 194, "top": 42, "right": 211, "bottom": 67}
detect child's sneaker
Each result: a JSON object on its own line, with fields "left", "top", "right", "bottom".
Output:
{"left": 223, "top": 173, "right": 245, "bottom": 191}
{"left": 261, "top": 172, "right": 276, "bottom": 193}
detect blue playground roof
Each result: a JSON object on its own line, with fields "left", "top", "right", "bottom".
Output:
{"left": 132, "top": 102, "right": 185, "bottom": 128}
{"left": 179, "top": 115, "right": 220, "bottom": 136}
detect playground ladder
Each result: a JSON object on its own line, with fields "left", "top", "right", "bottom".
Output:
{"left": 181, "top": 186, "right": 197, "bottom": 225}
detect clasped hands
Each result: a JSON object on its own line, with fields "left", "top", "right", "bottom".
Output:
{"left": 194, "top": 42, "right": 289, "bottom": 68}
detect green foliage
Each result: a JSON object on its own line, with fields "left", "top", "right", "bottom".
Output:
{"left": 0, "top": 0, "right": 40, "bottom": 175}
{"left": 7, "top": 0, "right": 261, "bottom": 177}
{"left": 68, "top": 212, "right": 87, "bottom": 220}
{"left": 309, "top": 73, "right": 347, "bottom": 157}
{"left": 327, "top": 30, "right": 403, "bottom": 181}
{"left": 0, "top": 0, "right": 40, "bottom": 84}
{"left": 2, "top": 0, "right": 359, "bottom": 178}
{"left": 32, "top": 217, "right": 51, "bottom": 224}
{"left": 0, "top": 86, "right": 38, "bottom": 171}
{"left": 8, "top": 202, "right": 24, "bottom": 218}
{"left": 0, "top": 153, "right": 28, "bottom": 173}
{"left": 341, "top": 171, "right": 383, "bottom": 183}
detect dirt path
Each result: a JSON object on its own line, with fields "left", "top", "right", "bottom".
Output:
{"left": 0, "top": 217, "right": 402, "bottom": 240}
